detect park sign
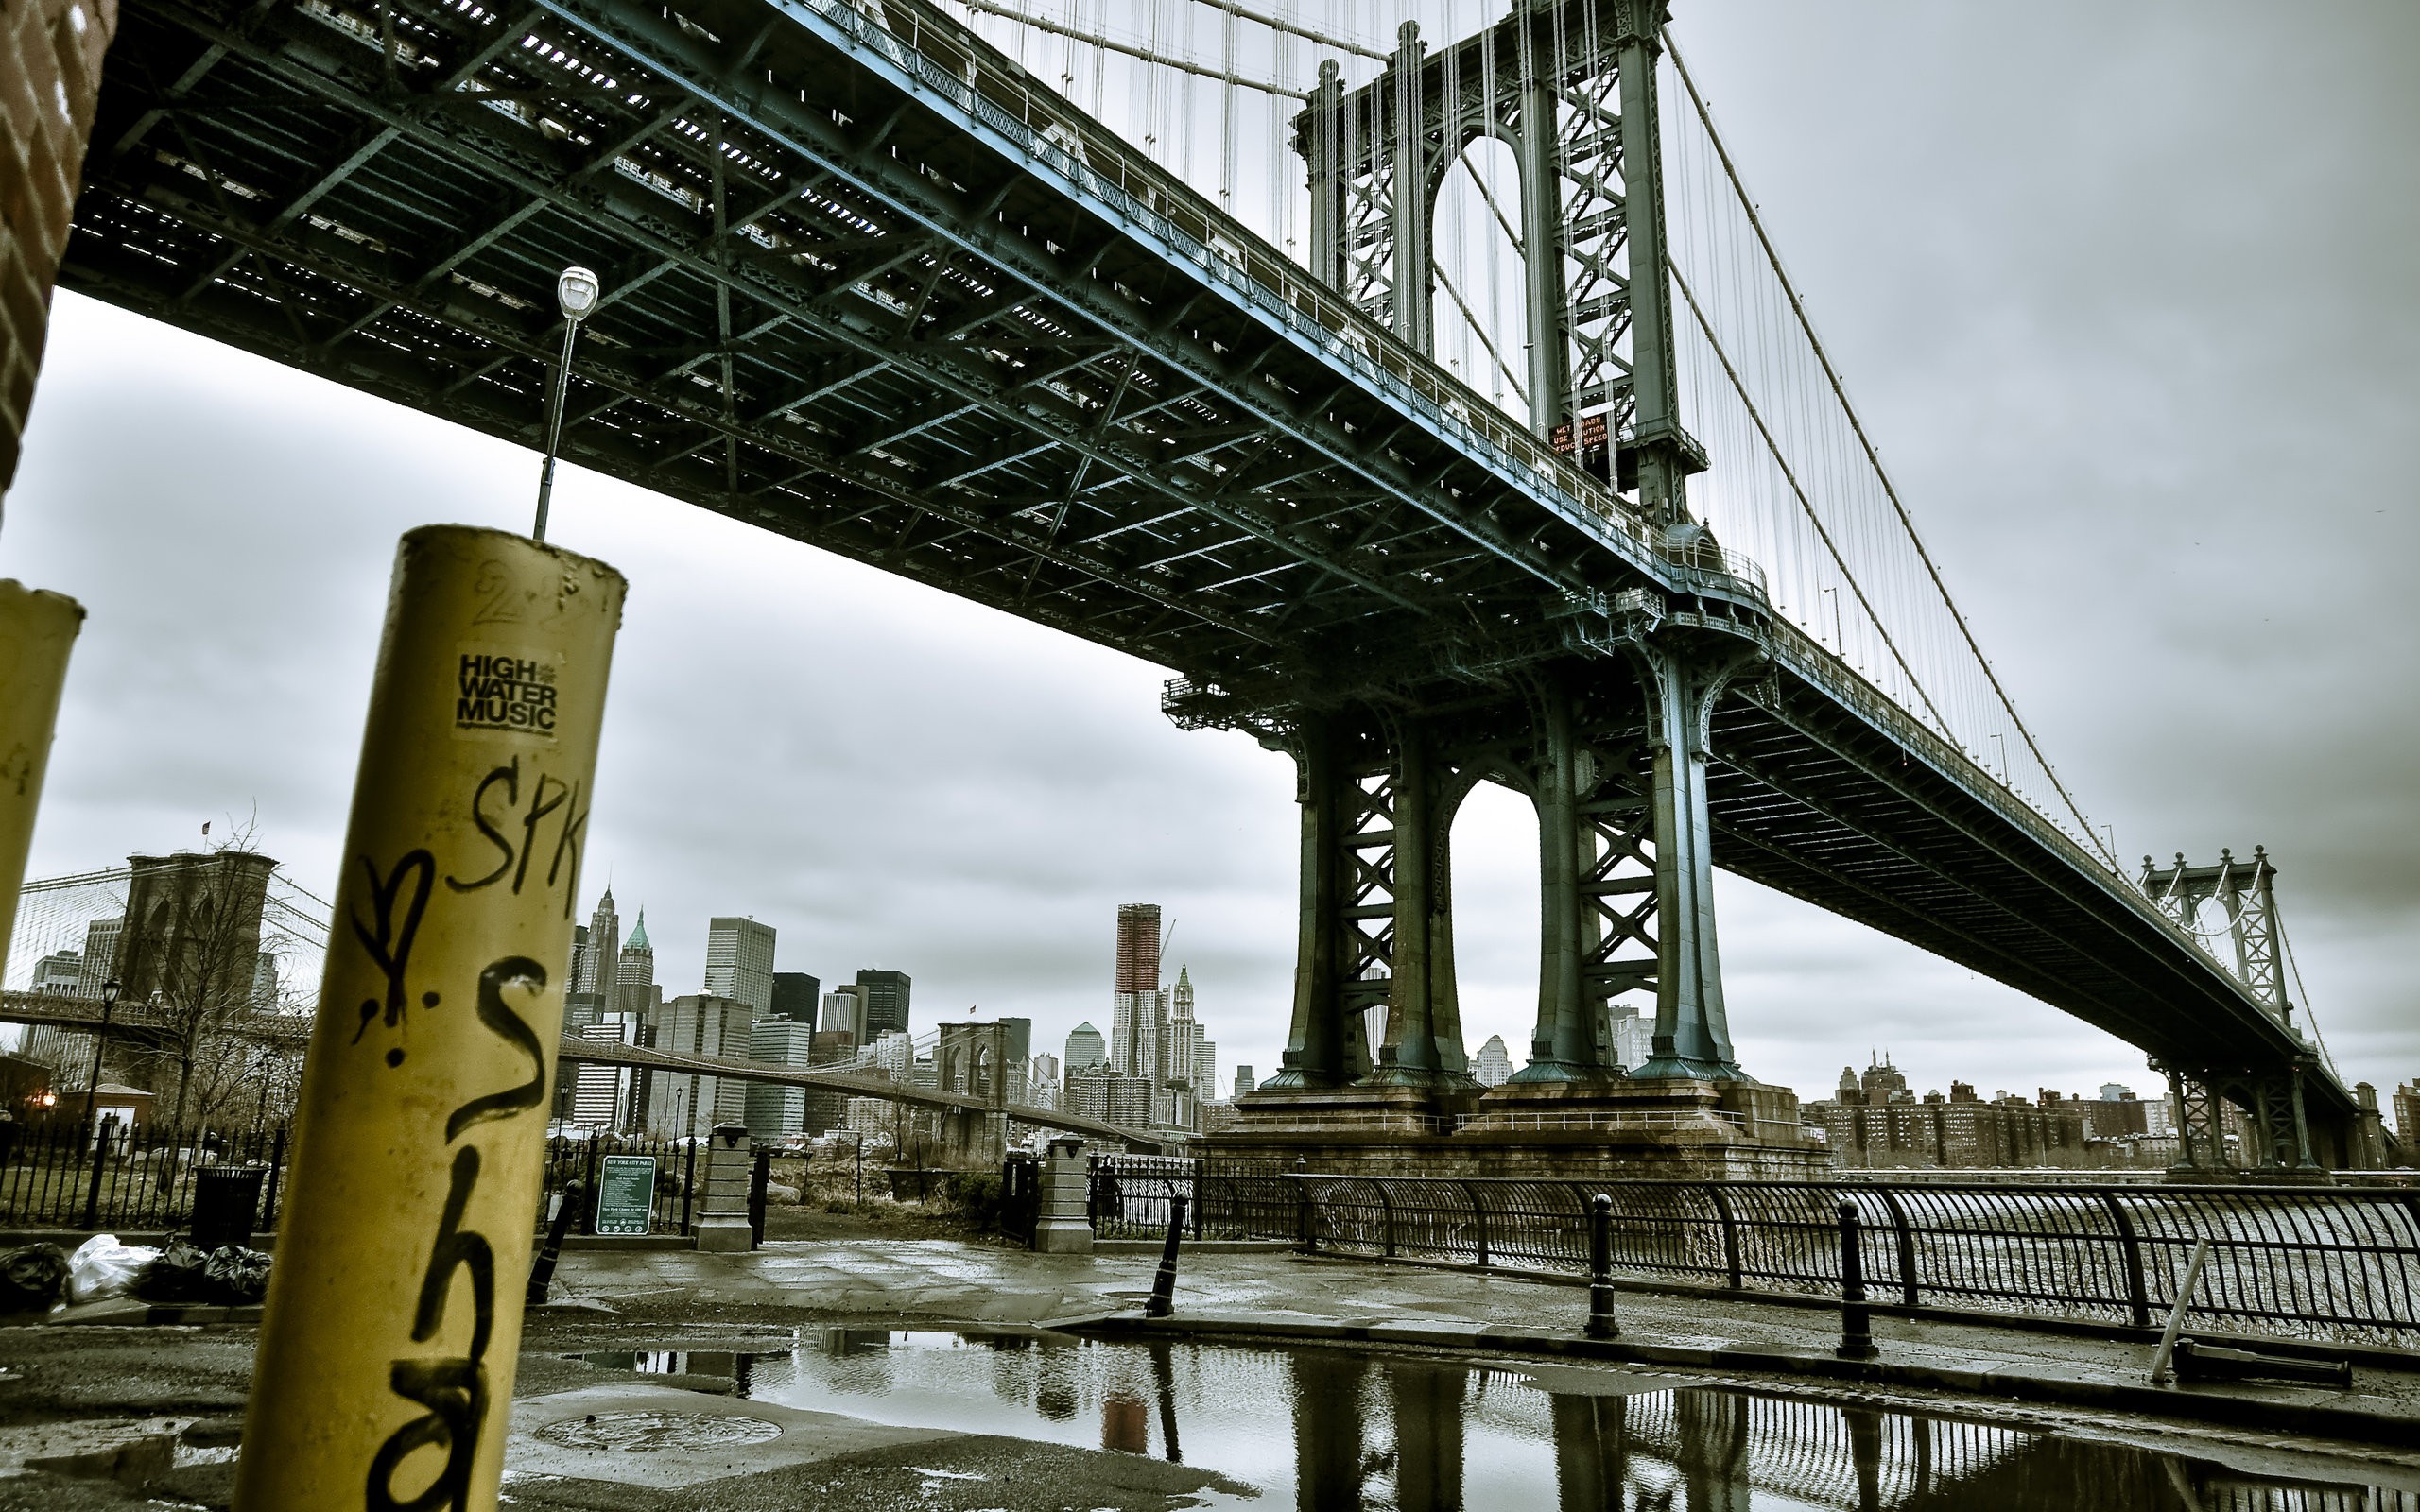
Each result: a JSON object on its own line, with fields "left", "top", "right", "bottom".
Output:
{"left": 594, "top": 1154, "right": 657, "bottom": 1235}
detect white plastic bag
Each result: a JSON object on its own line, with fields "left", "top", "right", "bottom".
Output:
{"left": 66, "top": 1234, "right": 158, "bottom": 1305}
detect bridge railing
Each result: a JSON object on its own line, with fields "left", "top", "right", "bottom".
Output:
{"left": 1294, "top": 1176, "right": 2420, "bottom": 1348}
{"left": 802, "top": 0, "right": 1665, "bottom": 570}
{"left": 1091, "top": 1159, "right": 2420, "bottom": 1348}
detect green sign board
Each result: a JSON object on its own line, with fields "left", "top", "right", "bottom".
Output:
{"left": 594, "top": 1154, "right": 657, "bottom": 1236}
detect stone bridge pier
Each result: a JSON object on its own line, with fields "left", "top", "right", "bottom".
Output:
{"left": 931, "top": 1021, "right": 1011, "bottom": 1169}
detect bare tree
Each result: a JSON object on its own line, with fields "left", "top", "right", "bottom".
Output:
{"left": 115, "top": 823, "right": 281, "bottom": 1171}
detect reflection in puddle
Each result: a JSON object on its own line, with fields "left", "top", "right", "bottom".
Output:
{"left": 569, "top": 1335, "right": 2415, "bottom": 1510}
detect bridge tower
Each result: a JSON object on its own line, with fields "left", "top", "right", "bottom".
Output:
{"left": 2141, "top": 849, "right": 2325, "bottom": 1174}
{"left": 1228, "top": 0, "right": 1807, "bottom": 1173}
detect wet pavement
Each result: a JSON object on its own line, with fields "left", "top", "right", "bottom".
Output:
{"left": 0, "top": 1237, "right": 2413, "bottom": 1508}
{"left": 553, "top": 1238, "right": 2420, "bottom": 1420}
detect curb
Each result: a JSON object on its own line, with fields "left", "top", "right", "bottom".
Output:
{"left": 1064, "top": 1313, "right": 2420, "bottom": 1449}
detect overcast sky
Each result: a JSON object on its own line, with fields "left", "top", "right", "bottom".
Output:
{"left": 2, "top": 0, "right": 2411, "bottom": 1108}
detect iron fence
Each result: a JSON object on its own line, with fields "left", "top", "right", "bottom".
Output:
{"left": 1089, "top": 1156, "right": 1296, "bottom": 1242}
{"left": 0, "top": 1117, "right": 288, "bottom": 1233}
{"left": 540, "top": 1132, "right": 702, "bottom": 1236}
{"left": 1288, "top": 1177, "right": 2420, "bottom": 1348}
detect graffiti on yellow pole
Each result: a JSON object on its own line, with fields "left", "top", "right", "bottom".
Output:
{"left": 235, "top": 526, "right": 624, "bottom": 1512}
{"left": 0, "top": 580, "right": 84, "bottom": 961}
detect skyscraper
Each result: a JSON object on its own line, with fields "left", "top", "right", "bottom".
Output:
{"left": 579, "top": 889, "right": 621, "bottom": 1000}
{"left": 564, "top": 923, "right": 590, "bottom": 1004}
{"left": 1234, "top": 1066, "right": 1256, "bottom": 1099}
{"left": 998, "top": 1016, "right": 1033, "bottom": 1101}
{"left": 705, "top": 917, "right": 777, "bottom": 1017}
{"left": 1115, "top": 904, "right": 1161, "bottom": 992}
{"left": 1472, "top": 1035, "right": 1514, "bottom": 1087}
{"left": 769, "top": 972, "right": 821, "bottom": 1027}
{"left": 821, "top": 988, "right": 866, "bottom": 1044}
{"left": 1064, "top": 1022, "right": 1106, "bottom": 1074}
{"left": 76, "top": 916, "right": 122, "bottom": 995}
{"left": 1167, "top": 966, "right": 1198, "bottom": 1090}
{"left": 747, "top": 1018, "right": 814, "bottom": 1140}
{"left": 615, "top": 911, "right": 658, "bottom": 1017}
{"left": 1109, "top": 904, "right": 1166, "bottom": 1082}
{"left": 29, "top": 950, "right": 81, "bottom": 992}
{"left": 855, "top": 969, "right": 911, "bottom": 1039}
{"left": 647, "top": 994, "right": 754, "bottom": 1137}
{"left": 1027, "top": 1053, "right": 1061, "bottom": 1111}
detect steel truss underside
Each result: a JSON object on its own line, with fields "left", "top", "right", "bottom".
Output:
{"left": 64, "top": 0, "right": 2339, "bottom": 1115}
{"left": 73, "top": 0, "right": 1601, "bottom": 684}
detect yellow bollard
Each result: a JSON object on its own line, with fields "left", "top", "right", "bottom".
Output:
{"left": 235, "top": 525, "right": 624, "bottom": 1512}
{"left": 0, "top": 580, "right": 85, "bottom": 961}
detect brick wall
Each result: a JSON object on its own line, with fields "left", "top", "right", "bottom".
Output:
{"left": 0, "top": 0, "right": 114, "bottom": 490}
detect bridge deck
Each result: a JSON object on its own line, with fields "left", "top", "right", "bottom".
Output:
{"left": 60, "top": 0, "right": 2338, "bottom": 1113}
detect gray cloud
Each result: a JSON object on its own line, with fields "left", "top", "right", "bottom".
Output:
{"left": 4, "top": 0, "right": 2411, "bottom": 1108}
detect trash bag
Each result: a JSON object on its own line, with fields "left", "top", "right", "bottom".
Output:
{"left": 0, "top": 1245, "right": 69, "bottom": 1313}
{"left": 66, "top": 1235, "right": 159, "bottom": 1305}
{"left": 135, "top": 1240, "right": 213, "bottom": 1304}
{"left": 202, "top": 1246, "right": 271, "bottom": 1305}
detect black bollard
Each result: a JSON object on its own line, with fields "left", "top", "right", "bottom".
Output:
{"left": 748, "top": 1147, "right": 772, "bottom": 1248}
{"left": 1144, "top": 1194, "right": 1190, "bottom": 1319}
{"left": 1836, "top": 1198, "right": 1877, "bottom": 1361}
{"left": 527, "top": 1179, "right": 584, "bottom": 1306}
{"left": 1585, "top": 1193, "right": 1620, "bottom": 1339}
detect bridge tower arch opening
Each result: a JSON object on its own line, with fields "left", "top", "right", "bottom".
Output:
{"left": 1298, "top": 1, "right": 1705, "bottom": 516}
{"left": 1444, "top": 775, "right": 1545, "bottom": 1084}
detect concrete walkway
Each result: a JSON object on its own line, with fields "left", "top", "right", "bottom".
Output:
{"left": 551, "top": 1238, "right": 2420, "bottom": 1451}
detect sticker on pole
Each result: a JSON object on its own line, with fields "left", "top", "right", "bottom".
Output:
{"left": 455, "top": 645, "right": 562, "bottom": 741}
{"left": 594, "top": 1154, "right": 657, "bottom": 1235}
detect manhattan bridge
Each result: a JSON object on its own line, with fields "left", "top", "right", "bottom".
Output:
{"left": 54, "top": 0, "right": 2360, "bottom": 1164}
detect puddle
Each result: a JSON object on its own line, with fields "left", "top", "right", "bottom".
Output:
{"left": 567, "top": 1332, "right": 2420, "bottom": 1509}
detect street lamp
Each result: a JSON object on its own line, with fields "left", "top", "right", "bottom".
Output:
{"left": 80, "top": 979, "right": 121, "bottom": 1129}
{"left": 531, "top": 265, "right": 603, "bottom": 542}
{"left": 79, "top": 979, "right": 122, "bottom": 1230}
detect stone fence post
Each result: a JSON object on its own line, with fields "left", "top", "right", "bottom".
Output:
{"left": 693, "top": 1123, "right": 756, "bottom": 1252}
{"left": 1030, "top": 1135, "right": 1094, "bottom": 1254}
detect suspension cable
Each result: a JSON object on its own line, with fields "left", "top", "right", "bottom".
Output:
{"left": 1670, "top": 262, "right": 1954, "bottom": 740}
{"left": 946, "top": 0, "right": 1311, "bottom": 95}
{"left": 1664, "top": 31, "right": 2114, "bottom": 867}
{"left": 1435, "top": 261, "right": 1528, "bottom": 404}
{"left": 1183, "top": 0, "right": 1386, "bottom": 60}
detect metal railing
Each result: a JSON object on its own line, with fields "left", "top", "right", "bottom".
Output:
{"left": 1087, "top": 1160, "right": 2420, "bottom": 1347}
{"left": 1089, "top": 1156, "right": 1297, "bottom": 1242}
{"left": 1291, "top": 1176, "right": 2420, "bottom": 1348}
{"left": 0, "top": 1118, "right": 289, "bottom": 1233}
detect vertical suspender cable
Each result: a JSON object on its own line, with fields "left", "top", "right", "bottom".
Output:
{"left": 1662, "top": 31, "right": 2111, "bottom": 862}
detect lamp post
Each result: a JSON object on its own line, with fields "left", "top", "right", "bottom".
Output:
{"left": 78, "top": 979, "right": 122, "bottom": 1228}
{"left": 80, "top": 978, "right": 121, "bottom": 1131}
{"left": 531, "top": 266, "right": 603, "bottom": 542}
{"left": 251, "top": 1049, "right": 279, "bottom": 1140}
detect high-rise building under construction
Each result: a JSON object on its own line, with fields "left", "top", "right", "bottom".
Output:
{"left": 1109, "top": 903, "right": 1167, "bottom": 1084}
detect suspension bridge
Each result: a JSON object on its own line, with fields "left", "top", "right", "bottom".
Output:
{"left": 43, "top": 0, "right": 2357, "bottom": 1165}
